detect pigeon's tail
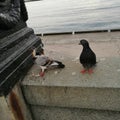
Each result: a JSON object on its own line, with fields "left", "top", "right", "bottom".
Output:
{"left": 53, "top": 60, "right": 65, "bottom": 68}
{"left": 58, "top": 63, "right": 65, "bottom": 68}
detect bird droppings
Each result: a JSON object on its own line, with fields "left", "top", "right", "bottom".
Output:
{"left": 54, "top": 71, "right": 58, "bottom": 75}
{"left": 35, "top": 74, "right": 40, "bottom": 77}
{"left": 31, "top": 72, "right": 40, "bottom": 77}
{"left": 117, "top": 69, "right": 120, "bottom": 72}
{"left": 32, "top": 72, "right": 35, "bottom": 76}
{"left": 100, "top": 58, "right": 106, "bottom": 61}
{"left": 72, "top": 72, "right": 76, "bottom": 76}
{"left": 41, "top": 81, "right": 45, "bottom": 85}
{"left": 72, "top": 57, "right": 79, "bottom": 62}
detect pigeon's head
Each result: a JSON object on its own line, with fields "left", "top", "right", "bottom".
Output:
{"left": 36, "top": 48, "right": 44, "bottom": 55}
{"left": 79, "top": 39, "right": 89, "bottom": 47}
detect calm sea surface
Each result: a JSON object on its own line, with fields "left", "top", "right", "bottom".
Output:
{"left": 25, "top": 0, "right": 120, "bottom": 34}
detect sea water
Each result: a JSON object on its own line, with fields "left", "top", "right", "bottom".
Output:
{"left": 26, "top": 0, "right": 120, "bottom": 34}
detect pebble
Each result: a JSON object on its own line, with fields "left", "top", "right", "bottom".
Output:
{"left": 117, "top": 69, "right": 120, "bottom": 72}
{"left": 54, "top": 71, "right": 58, "bottom": 74}
{"left": 100, "top": 58, "right": 106, "bottom": 61}
{"left": 72, "top": 72, "right": 76, "bottom": 76}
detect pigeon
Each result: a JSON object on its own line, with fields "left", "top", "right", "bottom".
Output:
{"left": 33, "top": 48, "right": 65, "bottom": 77}
{"left": 79, "top": 39, "right": 96, "bottom": 74}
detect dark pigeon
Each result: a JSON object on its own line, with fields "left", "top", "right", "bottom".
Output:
{"left": 79, "top": 39, "right": 96, "bottom": 74}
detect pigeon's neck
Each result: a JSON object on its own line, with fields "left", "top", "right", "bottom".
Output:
{"left": 83, "top": 44, "right": 90, "bottom": 49}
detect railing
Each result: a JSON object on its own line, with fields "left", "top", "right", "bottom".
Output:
{"left": 36, "top": 28, "right": 120, "bottom": 36}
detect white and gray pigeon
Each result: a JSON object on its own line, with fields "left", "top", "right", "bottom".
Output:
{"left": 33, "top": 49, "right": 65, "bottom": 77}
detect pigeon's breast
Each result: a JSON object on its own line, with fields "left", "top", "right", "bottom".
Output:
{"left": 80, "top": 48, "right": 96, "bottom": 64}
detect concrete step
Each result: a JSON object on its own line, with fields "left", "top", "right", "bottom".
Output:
{"left": 31, "top": 105, "right": 120, "bottom": 120}
{"left": 22, "top": 57, "right": 120, "bottom": 111}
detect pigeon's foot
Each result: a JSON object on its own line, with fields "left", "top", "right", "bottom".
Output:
{"left": 80, "top": 69, "right": 87, "bottom": 74}
{"left": 88, "top": 69, "right": 93, "bottom": 74}
{"left": 39, "top": 72, "right": 45, "bottom": 77}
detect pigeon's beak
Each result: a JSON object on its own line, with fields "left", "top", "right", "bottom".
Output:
{"left": 78, "top": 42, "right": 81, "bottom": 45}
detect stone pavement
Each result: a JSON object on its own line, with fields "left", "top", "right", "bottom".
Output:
{"left": 22, "top": 31, "right": 120, "bottom": 120}
{"left": 41, "top": 31, "right": 120, "bottom": 58}
{"left": 22, "top": 31, "right": 120, "bottom": 107}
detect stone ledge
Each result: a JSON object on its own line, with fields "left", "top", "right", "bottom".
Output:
{"left": 22, "top": 57, "right": 120, "bottom": 111}
{"left": 31, "top": 105, "right": 120, "bottom": 120}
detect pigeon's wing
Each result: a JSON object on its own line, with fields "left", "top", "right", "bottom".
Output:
{"left": 80, "top": 48, "right": 96, "bottom": 67}
{"left": 47, "top": 60, "right": 65, "bottom": 69}
{"left": 35, "top": 55, "right": 50, "bottom": 66}
{"left": 87, "top": 49, "right": 96, "bottom": 64}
